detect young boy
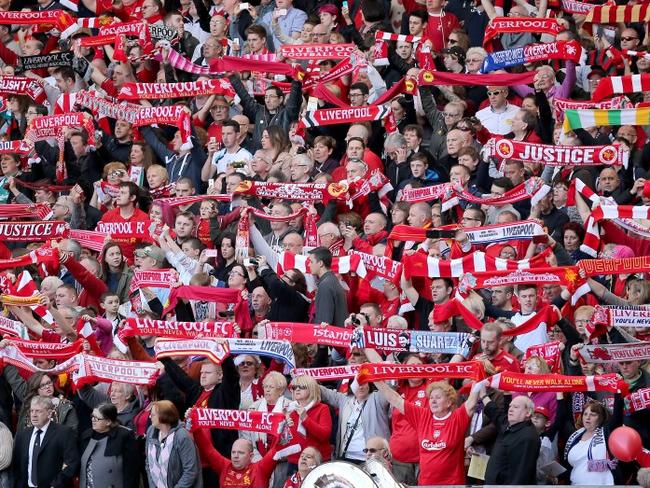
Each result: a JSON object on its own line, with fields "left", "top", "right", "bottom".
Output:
{"left": 532, "top": 406, "right": 559, "bottom": 484}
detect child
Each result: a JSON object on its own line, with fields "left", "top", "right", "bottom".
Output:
{"left": 532, "top": 406, "right": 559, "bottom": 484}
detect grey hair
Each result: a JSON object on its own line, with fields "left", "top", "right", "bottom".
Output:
{"left": 31, "top": 395, "right": 54, "bottom": 411}
{"left": 384, "top": 132, "right": 407, "bottom": 150}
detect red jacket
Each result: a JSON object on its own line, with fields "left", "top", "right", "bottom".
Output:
{"left": 285, "top": 402, "right": 332, "bottom": 463}
{"left": 63, "top": 256, "right": 108, "bottom": 312}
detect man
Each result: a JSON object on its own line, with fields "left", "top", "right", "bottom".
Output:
{"left": 509, "top": 109, "right": 541, "bottom": 142}
{"left": 261, "top": 0, "right": 307, "bottom": 48}
{"left": 203, "top": 121, "right": 253, "bottom": 181}
{"left": 251, "top": 286, "right": 271, "bottom": 323}
{"left": 13, "top": 396, "right": 79, "bottom": 488}
{"left": 344, "top": 212, "right": 388, "bottom": 255}
{"left": 473, "top": 322, "right": 520, "bottom": 373}
{"left": 250, "top": 150, "right": 273, "bottom": 181}
{"left": 439, "top": 128, "right": 473, "bottom": 170}
{"left": 263, "top": 203, "right": 294, "bottom": 253}
{"left": 360, "top": 303, "right": 383, "bottom": 328}
{"left": 475, "top": 86, "right": 520, "bottom": 135}
{"left": 317, "top": 222, "right": 345, "bottom": 256}
{"left": 384, "top": 132, "right": 411, "bottom": 190}
{"left": 309, "top": 246, "right": 348, "bottom": 326}
{"left": 530, "top": 191, "right": 569, "bottom": 241}
{"left": 364, "top": 436, "right": 392, "bottom": 467}
{"left": 407, "top": 202, "right": 432, "bottom": 229}
{"left": 97, "top": 181, "right": 151, "bottom": 262}
{"left": 99, "top": 119, "right": 133, "bottom": 164}
{"left": 597, "top": 167, "right": 634, "bottom": 204}
{"left": 403, "top": 276, "right": 453, "bottom": 331}
{"left": 289, "top": 154, "right": 314, "bottom": 183}
{"left": 134, "top": 245, "right": 166, "bottom": 270}
{"left": 507, "top": 285, "right": 548, "bottom": 354}
{"left": 491, "top": 286, "right": 514, "bottom": 311}
{"left": 245, "top": 24, "right": 269, "bottom": 55}
{"left": 482, "top": 392, "right": 540, "bottom": 484}
{"left": 228, "top": 73, "right": 302, "bottom": 151}
{"left": 173, "top": 211, "right": 197, "bottom": 246}
{"left": 194, "top": 435, "right": 278, "bottom": 488}
{"left": 55, "top": 284, "right": 78, "bottom": 308}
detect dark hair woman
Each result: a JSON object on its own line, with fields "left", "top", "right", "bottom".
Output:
{"left": 100, "top": 240, "right": 134, "bottom": 304}
{"left": 80, "top": 402, "right": 140, "bottom": 488}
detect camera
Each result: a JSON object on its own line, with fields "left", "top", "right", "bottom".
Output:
{"left": 244, "top": 258, "right": 259, "bottom": 267}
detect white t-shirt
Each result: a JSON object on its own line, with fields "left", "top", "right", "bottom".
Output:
{"left": 512, "top": 310, "right": 549, "bottom": 354}
{"left": 476, "top": 103, "right": 520, "bottom": 135}
{"left": 211, "top": 146, "right": 253, "bottom": 174}
{"left": 567, "top": 437, "right": 614, "bottom": 486}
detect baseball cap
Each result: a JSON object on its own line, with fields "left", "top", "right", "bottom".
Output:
{"left": 134, "top": 245, "right": 165, "bottom": 262}
{"left": 587, "top": 65, "right": 606, "bottom": 79}
{"left": 533, "top": 406, "right": 550, "bottom": 419}
{"left": 441, "top": 46, "right": 466, "bottom": 64}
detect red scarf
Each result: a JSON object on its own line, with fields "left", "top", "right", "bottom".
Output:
{"left": 299, "top": 105, "right": 390, "bottom": 129}
{"left": 0, "top": 221, "right": 69, "bottom": 242}
{"left": 292, "top": 365, "right": 361, "bottom": 381}
{"left": 625, "top": 388, "right": 650, "bottom": 414}
{"left": 279, "top": 43, "right": 356, "bottom": 60}
{"left": 417, "top": 69, "right": 536, "bottom": 86}
{"left": 69, "top": 229, "right": 110, "bottom": 252}
{"left": 118, "top": 79, "right": 235, "bottom": 101}
{"left": 579, "top": 342, "right": 650, "bottom": 364}
{"left": 9, "top": 338, "right": 83, "bottom": 361}
{"left": 458, "top": 266, "right": 581, "bottom": 293}
{"left": 186, "top": 408, "right": 285, "bottom": 435}
{"left": 234, "top": 180, "right": 348, "bottom": 204}
{"left": 592, "top": 73, "right": 650, "bottom": 103}
{"left": 0, "top": 203, "right": 52, "bottom": 220}
{"left": 129, "top": 269, "right": 178, "bottom": 294}
{"left": 357, "top": 361, "right": 485, "bottom": 384}
{"left": 119, "top": 318, "right": 236, "bottom": 341}
{"left": 487, "top": 371, "right": 628, "bottom": 394}
{"left": 154, "top": 338, "right": 231, "bottom": 365}
{"left": 524, "top": 341, "right": 562, "bottom": 373}
{"left": 583, "top": 3, "right": 650, "bottom": 34}
{"left": 259, "top": 322, "right": 352, "bottom": 349}
{"left": 73, "top": 354, "right": 160, "bottom": 389}
{"left": 483, "top": 17, "right": 563, "bottom": 51}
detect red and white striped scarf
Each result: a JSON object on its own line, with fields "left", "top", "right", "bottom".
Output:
{"left": 487, "top": 371, "right": 627, "bottom": 394}
{"left": 553, "top": 96, "right": 630, "bottom": 120}
{"left": 154, "top": 338, "right": 231, "bottom": 365}
{"left": 583, "top": 3, "right": 650, "bottom": 34}
{"left": 73, "top": 354, "right": 160, "bottom": 388}
{"left": 579, "top": 342, "right": 650, "bottom": 364}
{"left": 592, "top": 73, "right": 650, "bottom": 103}
{"left": 561, "top": 0, "right": 592, "bottom": 14}
{"left": 12, "top": 270, "right": 55, "bottom": 325}
{"left": 69, "top": 229, "right": 110, "bottom": 252}
{"left": 277, "top": 250, "right": 366, "bottom": 278}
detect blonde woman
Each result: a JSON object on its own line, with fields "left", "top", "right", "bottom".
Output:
{"left": 284, "top": 375, "right": 333, "bottom": 468}
{"left": 513, "top": 356, "right": 558, "bottom": 425}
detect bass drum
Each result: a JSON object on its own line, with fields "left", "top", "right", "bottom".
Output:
{"left": 301, "top": 461, "right": 377, "bottom": 488}
{"left": 362, "top": 458, "right": 405, "bottom": 488}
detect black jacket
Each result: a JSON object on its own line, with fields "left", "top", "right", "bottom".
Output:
{"left": 79, "top": 425, "right": 140, "bottom": 488}
{"left": 260, "top": 267, "right": 310, "bottom": 322}
{"left": 484, "top": 400, "right": 541, "bottom": 485}
{"left": 13, "top": 422, "right": 80, "bottom": 488}
{"left": 159, "top": 355, "right": 240, "bottom": 457}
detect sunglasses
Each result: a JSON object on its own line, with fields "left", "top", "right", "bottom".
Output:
{"left": 363, "top": 447, "right": 384, "bottom": 454}
{"left": 239, "top": 361, "right": 256, "bottom": 367}
{"left": 289, "top": 384, "right": 308, "bottom": 391}
{"left": 621, "top": 36, "right": 638, "bottom": 41}
{"left": 487, "top": 90, "right": 503, "bottom": 96}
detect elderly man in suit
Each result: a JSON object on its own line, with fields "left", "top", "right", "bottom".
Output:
{"left": 13, "top": 395, "right": 79, "bottom": 488}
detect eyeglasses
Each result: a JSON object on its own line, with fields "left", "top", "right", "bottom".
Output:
{"left": 91, "top": 415, "right": 106, "bottom": 421}
{"left": 38, "top": 380, "right": 53, "bottom": 389}
{"left": 211, "top": 105, "right": 229, "bottom": 110}
{"left": 264, "top": 94, "right": 280, "bottom": 99}
{"left": 228, "top": 271, "right": 245, "bottom": 277}
{"left": 621, "top": 36, "right": 638, "bottom": 41}
{"left": 462, "top": 216, "right": 481, "bottom": 222}
{"left": 238, "top": 360, "right": 255, "bottom": 367}
{"left": 289, "top": 384, "right": 308, "bottom": 391}
{"left": 312, "top": 32, "right": 327, "bottom": 37}
{"left": 363, "top": 447, "right": 385, "bottom": 454}
{"left": 487, "top": 90, "right": 503, "bottom": 96}
{"left": 108, "top": 170, "right": 126, "bottom": 177}
{"left": 443, "top": 112, "right": 461, "bottom": 118}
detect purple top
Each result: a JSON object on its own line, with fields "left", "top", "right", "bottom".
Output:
{"left": 512, "top": 61, "right": 576, "bottom": 101}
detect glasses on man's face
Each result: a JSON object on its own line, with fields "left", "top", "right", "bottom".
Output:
{"left": 363, "top": 447, "right": 385, "bottom": 454}
{"left": 487, "top": 90, "right": 503, "bottom": 96}
{"left": 443, "top": 112, "right": 460, "bottom": 118}
{"left": 621, "top": 36, "right": 638, "bottom": 42}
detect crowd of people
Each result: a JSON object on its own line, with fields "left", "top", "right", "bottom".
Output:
{"left": 0, "top": 0, "right": 650, "bottom": 486}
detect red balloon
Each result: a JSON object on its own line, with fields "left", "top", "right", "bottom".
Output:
{"left": 609, "top": 426, "right": 643, "bottom": 462}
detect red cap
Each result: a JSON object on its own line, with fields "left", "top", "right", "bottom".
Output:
{"left": 534, "top": 406, "right": 550, "bottom": 419}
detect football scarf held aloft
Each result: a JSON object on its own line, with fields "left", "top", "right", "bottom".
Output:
{"left": 553, "top": 96, "right": 629, "bottom": 120}
{"left": 581, "top": 204, "right": 650, "bottom": 256}
{"left": 485, "top": 138, "right": 628, "bottom": 167}
{"left": 0, "top": 316, "right": 29, "bottom": 339}
{"left": 9, "top": 338, "right": 83, "bottom": 361}
{"left": 583, "top": 3, "right": 650, "bottom": 34}
{"left": 292, "top": 365, "right": 362, "bottom": 381}
{"left": 0, "top": 139, "right": 32, "bottom": 156}
{"left": 155, "top": 338, "right": 231, "bottom": 365}
{"left": 434, "top": 299, "right": 561, "bottom": 337}
{"left": 563, "top": 108, "right": 650, "bottom": 132}
{"left": 233, "top": 180, "right": 349, "bottom": 203}
{"left": 400, "top": 184, "right": 448, "bottom": 203}
{"left": 0, "top": 10, "right": 72, "bottom": 32}
{"left": 351, "top": 328, "right": 474, "bottom": 356}
{"left": 579, "top": 257, "right": 650, "bottom": 277}
{"left": 401, "top": 247, "right": 552, "bottom": 279}
{"left": 348, "top": 250, "right": 402, "bottom": 285}
{"left": 186, "top": 408, "right": 286, "bottom": 434}
{"left": 73, "top": 354, "right": 160, "bottom": 388}
{"left": 561, "top": 0, "right": 593, "bottom": 14}
{"left": 0, "top": 76, "right": 46, "bottom": 103}
{"left": 227, "top": 338, "right": 296, "bottom": 369}
{"left": 463, "top": 220, "right": 545, "bottom": 245}
{"left": 279, "top": 43, "right": 356, "bottom": 60}
{"left": 590, "top": 305, "right": 650, "bottom": 330}
{"left": 258, "top": 322, "right": 352, "bottom": 349}
{"left": 277, "top": 250, "right": 367, "bottom": 278}
{"left": 120, "top": 318, "right": 237, "bottom": 341}
{"left": 524, "top": 341, "right": 562, "bottom": 373}
{"left": 482, "top": 17, "right": 564, "bottom": 51}
{"left": 487, "top": 371, "right": 627, "bottom": 394}
{"left": 0, "top": 221, "right": 69, "bottom": 242}
{"left": 129, "top": 269, "right": 178, "bottom": 294}
{"left": 69, "top": 229, "right": 110, "bottom": 252}
{"left": 118, "top": 79, "right": 235, "bottom": 101}
{"left": 459, "top": 266, "right": 581, "bottom": 293}
{"left": 0, "top": 344, "right": 79, "bottom": 375}
{"left": 300, "top": 105, "right": 390, "bottom": 129}
{"left": 17, "top": 51, "right": 74, "bottom": 72}
{"left": 417, "top": 70, "right": 536, "bottom": 87}
{"left": 591, "top": 74, "right": 650, "bottom": 103}
{"left": 624, "top": 387, "right": 650, "bottom": 414}
{"left": 444, "top": 177, "right": 550, "bottom": 211}
{"left": 0, "top": 203, "right": 52, "bottom": 220}
{"left": 356, "top": 361, "right": 485, "bottom": 385}
{"left": 579, "top": 342, "right": 650, "bottom": 364}
{"left": 481, "top": 40, "right": 581, "bottom": 73}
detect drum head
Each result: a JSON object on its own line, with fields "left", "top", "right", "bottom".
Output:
{"left": 301, "top": 461, "right": 378, "bottom": 488}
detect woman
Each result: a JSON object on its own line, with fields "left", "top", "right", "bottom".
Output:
{"left": 285, "top": 375, "right": 333, "bottom": 467}
{"left": 254, "top": 255, "right": 310, "bottom": 322}
{"left": 100, "top": 240, "right": 134, "bottom": 304}
{"left": 145, "top": 400, "right": 201, "bottom": 488}
{"left": 90, "top": 162, "right": 129, "bottom": 211}
{"left": 371, "top": 365, "right": 481, "bottom": 485}
{"left": 236, "top": 354, "right": 264, "bottom": 409}
{"left": 562, "top": 222, "right": 589, "bottom": 262}
{"left": 129, "top": 142, "right": 155, "bottom": 186}
{"left": 513, "top": 357, "right": 558, "bottom": 425}
{"left": 1, "top": 362, "right": 78, "bottom": 432}
{"left": 319, "top": 379, "right": 390, "bottom": 464}
{"left": 213, "top": 232, "right": 237, "bottom": 283}
{"left": 390, "top": 201, "right": 409, "bottom": 226}
{"left": 80, "top": 403, "right": 140, "bottom": 488}
{"left": 564, "top": 401, "right": 616, "bottom": 485}
{"left": 242, "top": 372, "right": 290, "bottom": 460}
{"left": 79, "top": 382, "right": 141, "bottom": 430}
{"left": 261, "top": 126, "right": 289, "bottom": 164}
